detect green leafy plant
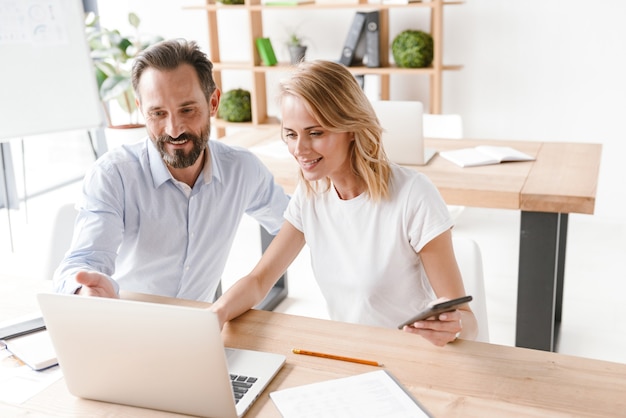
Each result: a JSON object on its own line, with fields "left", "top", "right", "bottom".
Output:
{"left": 85, "top": 12, "right": 164, "bottom": 128}
{"left": 285, "top": 28, "right": 308, "bottom": 64}
{"left": 287, "top": 32, "right": 304, "bottom": 47}
{"left": 217, "top": 0, "right": 244, "bottom": 4}
{"left": 391, "top": 30, "right": 434, "bottom": 68}
{"left": 218, "top": 89, "right": 252, "bottom": 122}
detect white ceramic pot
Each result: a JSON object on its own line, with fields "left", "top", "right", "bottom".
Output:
{"left": 104, "top": 125, "right": 147, "bottom": 151}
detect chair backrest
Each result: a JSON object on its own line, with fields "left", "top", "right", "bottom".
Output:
{"left": 44, "top": 203, "right": 78, "bottom": 280}
{"left": 423, "top": 113, "right": 463, "bottom": 139}
{"left": 452, "top": 236, "right": 490, "bottom": 343}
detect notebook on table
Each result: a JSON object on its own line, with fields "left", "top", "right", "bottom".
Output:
{"left": 370, "top": 100, "right": 437, "bottom": 166}
{"left": 3, "top": 329, "right": 58, "bottom": 371}
{"left": 37, "top": 293, "right": 285, "bottom": 418}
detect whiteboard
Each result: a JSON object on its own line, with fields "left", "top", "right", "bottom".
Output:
{"left": 0, "top": 0, "right": 104, "bottom": 140}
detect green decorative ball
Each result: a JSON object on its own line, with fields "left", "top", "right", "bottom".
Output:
{"left": 218, "top": 89, "right": 252, "bottom": 122}
{"left": 391, "top": 30, "right": 434, "bottom": 68}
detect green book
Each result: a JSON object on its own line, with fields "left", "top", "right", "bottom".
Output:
{"left": 255, "top": 37, "right": 278, "bottom": 66}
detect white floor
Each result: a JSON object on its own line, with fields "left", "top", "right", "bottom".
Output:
{"left": 2, "top": 179, "right": 626, "bottom": 365}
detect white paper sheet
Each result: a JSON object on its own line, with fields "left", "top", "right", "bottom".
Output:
{"left": 270, "top": 370, "right": 432, "bottom": 418}
{"left": 0, "top": 345, "right": 62, "bottom": 404}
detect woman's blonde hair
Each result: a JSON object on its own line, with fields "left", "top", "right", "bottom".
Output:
{"left": 278, "top": 60, "right": 392, "bottom": 201}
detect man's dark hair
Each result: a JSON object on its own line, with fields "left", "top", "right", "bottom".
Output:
{"left": 132, "top": 39, "right": 217, "bottom": 103}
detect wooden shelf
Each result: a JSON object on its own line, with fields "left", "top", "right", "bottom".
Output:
{"left": 189, "top": 0, "right": 462, "bottom": 137}
{"left": 185, "top": 1, "right": 465, "bottom": 11}
{"left": 214, "top": 62, "right": 462, "bottom": 75}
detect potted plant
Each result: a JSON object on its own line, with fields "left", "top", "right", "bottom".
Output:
{"left": 218, "top": 89, "right": 252, "bottom": 122}
{"left": 84, "top": 12, "right": 164, "bottom": 129}
{"left": 391, "top": 29, "right": 434, "bottom": 68}
{"left": 286, "top": 31, "right": 307, "bottom": 65}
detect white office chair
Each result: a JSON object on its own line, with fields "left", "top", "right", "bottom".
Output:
{"left": 44, "top": 203, "right": 78, "bottom": 280}
{"left": 423, "top": 113, "right": 465, "bottom": 221}
{"left": 423, "top": 113, "right": 463, "bottom": 140}
{"left": 452, "top": 236, "right": 490, "bottom": 343}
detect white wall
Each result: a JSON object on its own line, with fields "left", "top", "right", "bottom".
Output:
{"left": 98, "top": 0, "right": 626, "bottom": 222}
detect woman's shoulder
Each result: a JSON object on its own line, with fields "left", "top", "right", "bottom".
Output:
{"left": 387, "top": 164, "right": 443, "bottom": 204}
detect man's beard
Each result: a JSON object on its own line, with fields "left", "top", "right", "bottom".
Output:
{"left": 155, "top": 128, "right": 209, "bottom": 169}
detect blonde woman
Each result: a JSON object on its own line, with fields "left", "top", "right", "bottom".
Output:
{"left": 212, "top": 60, "right": 477, "bottom": 346}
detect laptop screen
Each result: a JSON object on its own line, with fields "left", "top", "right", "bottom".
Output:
{"left": 370, "top": 100, "right": 435, "bottom": 166}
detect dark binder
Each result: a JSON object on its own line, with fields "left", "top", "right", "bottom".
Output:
{"left": 339, "top": 12, "right": 367, "bottom": 66}
{"left": 364, "top": 11, "right": 380, "bottom": 68}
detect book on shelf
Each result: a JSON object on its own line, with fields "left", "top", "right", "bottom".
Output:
{"left": 255, "top": 37, "right": 278, "bottom": 66}
{"left": 339, "top": 12, "right": 367, "bottom": 66}
{"left": 339, "top": 11, "right": 380, "bottom": 68}
{"left": 439, "top": 145, "right": 535, "bottom": 168}
{"left": 363, "top": 11, "right": 380, "bottom": 68}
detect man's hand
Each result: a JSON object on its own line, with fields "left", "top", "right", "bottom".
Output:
{"left": 75, "top": 271, "right": 118, "bottom": 298}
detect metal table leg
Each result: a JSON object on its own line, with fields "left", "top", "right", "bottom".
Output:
{"left": 255, "top": 226, "right": 288, "bottom": 311}
{"left": 214, "top": 226, "right": 288, "bottom": 310}
{"left": 516, "top": 211, "right": 568, "bottom": 351}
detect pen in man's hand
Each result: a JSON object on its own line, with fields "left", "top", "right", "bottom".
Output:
{"left": 292, "top": 348, "right": 383, "bottom": 367}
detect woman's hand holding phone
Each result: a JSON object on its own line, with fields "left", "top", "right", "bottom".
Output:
{"left": 399, "top": 295, "right": 472, "bottom": 346}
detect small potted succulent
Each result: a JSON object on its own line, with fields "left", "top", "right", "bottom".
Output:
{"left": 286, "top": 31, "right": 307, "bottom": 65}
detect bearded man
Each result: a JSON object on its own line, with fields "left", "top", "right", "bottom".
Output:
{"left": 54, "top": 39, "right": 289, "bottom": 301}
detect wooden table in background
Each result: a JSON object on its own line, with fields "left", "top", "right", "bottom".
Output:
{"left": 222, "top": 127, "right": 602, "bottom": 352}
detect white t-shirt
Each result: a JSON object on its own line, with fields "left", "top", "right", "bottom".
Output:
{"left": 284, "top": 164, "right": 453, "bottom": 329}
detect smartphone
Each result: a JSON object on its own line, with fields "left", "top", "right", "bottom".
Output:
{"left": 397, "top": 295, "right": 473, "bottom": 329}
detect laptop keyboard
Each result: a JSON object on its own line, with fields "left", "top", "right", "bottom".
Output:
{"left": 230, "top": 374, "right": 258, "bottom": 404}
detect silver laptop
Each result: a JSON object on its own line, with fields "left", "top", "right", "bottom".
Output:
{"left": 371, "top": 100, "right": 437, "bottom": 165}
{"left": 37, "top": 293, "right": 285, "bottom": 418}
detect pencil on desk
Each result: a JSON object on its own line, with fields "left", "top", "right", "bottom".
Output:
{"left": 292, "top": 348, "right": 383, "bottom": 367}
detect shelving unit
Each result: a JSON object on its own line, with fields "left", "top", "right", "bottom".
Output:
{"left": 187, "top": 0, "right": 462, "bottom": 137}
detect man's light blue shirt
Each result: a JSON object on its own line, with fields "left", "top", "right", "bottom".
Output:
{"left": 53, "top": 137, "right": 289, "bottom": 301}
